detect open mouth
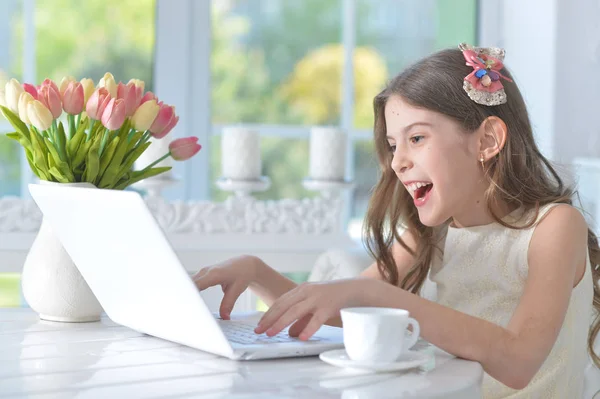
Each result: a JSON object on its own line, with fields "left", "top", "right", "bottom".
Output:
{"left": 406, "top": 182, "right": 433, "bottom": 200}
{"left": 415, "top": 183, "right": 433, "bottom": 201}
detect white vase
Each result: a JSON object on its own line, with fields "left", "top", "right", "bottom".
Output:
{"left": 22, "top": 181, "right": 103, "bottom": 322}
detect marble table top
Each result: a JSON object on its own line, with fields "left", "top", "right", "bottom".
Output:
{"left": 0, "top": 308, "right": 483, "bottom": 398}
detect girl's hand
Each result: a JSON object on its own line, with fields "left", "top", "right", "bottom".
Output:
{"left": 193, "top": 255, "right": 261, "bottom": 320}
{"left": 254, "top": 278, "right": 376, "bottom": 340}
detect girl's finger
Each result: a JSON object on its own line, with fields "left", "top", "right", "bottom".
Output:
{"left": 219, "top": 281, "right": 246, "bottom": 320}
{"left": 264, "top": 301, "right": 312, "bottom": 337}
{"left": 194, "top": 268, "right": 224, "bottom": 291}
{"left": 255, "top": 287, "right": 305, "bottom": 333}
{"left": 288, "top": 314, "right": 312, "bottom": 337}
{"left": 299, "top": 311, "right": 328, "bottom": 341}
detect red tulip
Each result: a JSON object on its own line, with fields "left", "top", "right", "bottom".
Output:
{"left": 22, "top": 83, "right": 38, "bottom": 100}
{"left": 101, "top": 98, "right": 126, "bottom": 131}
{"left": 37, "top": 84, "right": 62, "bottom": 119}
{"left": 169, "top": 137, "right": 201, "bottom": 161}
{"left": 149, "top": 104, "right": 178, "bottom": 139}
{"left": 62, "top": 81, "right": 85, "bottom": 115}
{"left": 86, "top": 88, "right": 112, "bottom": 120}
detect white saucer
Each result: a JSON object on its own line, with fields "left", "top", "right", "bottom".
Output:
{"left": 319, "top": 349, "right": 431, "bottom": 373}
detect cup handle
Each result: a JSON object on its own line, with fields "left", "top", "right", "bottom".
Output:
{"left": 404, "top": 317, "right": 420, "bottom": 349}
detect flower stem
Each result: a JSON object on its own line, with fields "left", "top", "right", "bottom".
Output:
{"left": 140, "top": 152, "right": 171, "bottom": 172}
{"left": 99, "top": 128, "right": 111, "bottom": 157}
{"left": 51, "top": 120, "right": 58, "bottom": 144}
{"left": 88, "top": 120, "right": 97, "bottom": 142}
{"left": 67, "top": 114, "right": 75, "bottom": 140}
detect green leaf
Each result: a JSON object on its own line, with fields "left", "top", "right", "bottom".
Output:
{"left": 98, "top": 137, "right": 120, "bottom": 183}
{"left": 67, "top": 128, "right": 86, "bottom": 162}
{"left": 98, "top": 128, "right": 131, "bottom": 188}
{"left": 29, "top": 129, "right": 50, "bottom": 179}
{"left": 71, "top": 139, "right": 93, "bottom": 170}
{"left": 43, "top": 137, "right": 63, "bottom": 168}
{"left": 56, "top": 122, "right": 68, "bottom": 162}
{"left": 4, "top": 128, "right": 32, "bottom": 153}
{"left": 114, "top": 166, "right": 172, "bottom": 190}
{"left": 0, "top": 105, "right": 30, "bottom": 141}
{"left": 124, "top": 130, "right": 144, "bottom": 157}
{"left": 114, "top": 141, "right": 151, "bottom": 183}
{"left": 45, "top": 146, "right": 74, "bottom": 182}
{"left": 83, "top": 135, "right": 102, "bottom": 184}
{"left": 76, "top": 116, "right": 89, "bottom": 136}
{"left": 48, "top": 166, "right": 70, "bottom": 183}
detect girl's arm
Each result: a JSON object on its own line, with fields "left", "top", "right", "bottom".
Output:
{"left": 250, "top": 258, "right": 298, "bottom": 307}
{"left": 364, "top": 204, "right": 588, "bottom": 389}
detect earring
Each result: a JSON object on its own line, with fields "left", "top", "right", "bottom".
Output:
{"left": 479, "top": 154, "right": 485, "bottom": 169}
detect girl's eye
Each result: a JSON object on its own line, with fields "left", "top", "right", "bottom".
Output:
{"left": 388, "top": 144, "right": 396, "bottom": 153}
{"left": 410, "top": 135, "right": 424, "bottom": 144}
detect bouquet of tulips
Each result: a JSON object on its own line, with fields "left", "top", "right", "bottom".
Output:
{"left": 0, "top": 73, "right": 201, "bottom": 190}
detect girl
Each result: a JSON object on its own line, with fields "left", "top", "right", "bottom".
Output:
{"left": 194, "top": 44, "right": 599, "bottom": 398}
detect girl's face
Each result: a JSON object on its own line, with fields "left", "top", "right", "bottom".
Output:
{"left": 384, "top": 95, "right": 488, "bottom": 227}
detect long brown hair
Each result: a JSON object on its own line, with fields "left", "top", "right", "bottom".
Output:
{"left": 363, "top": 48, "right": 600, "bottom": 366}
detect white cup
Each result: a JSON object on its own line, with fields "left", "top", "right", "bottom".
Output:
{"left": 340, "top": 307, "right": 420, "bottom": 363}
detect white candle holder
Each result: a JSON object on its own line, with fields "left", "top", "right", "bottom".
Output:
{"left": 216, "top": 176, "right": 271, "bottom": 198}
{"left": 302, "top": 178, "right": 355, "bottom": 198}
{"left": 132, "top": 174, "right": 180, "bottom": 197}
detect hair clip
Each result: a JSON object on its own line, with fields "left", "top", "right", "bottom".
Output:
{"left": 458, "top": 43, "right": 513, "bottom": 106}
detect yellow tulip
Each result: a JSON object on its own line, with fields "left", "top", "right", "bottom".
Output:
{"left": 131, "top": 99, "right": 159, "bottom": 131}
{"left": 80, "top": 78, "right": 95, "bottom": 103}
{"left": 127, "top": 78, "right": 145, "bottom": 93}
{"left": 98, "top": 72, "right": 117, "bottom": 98}
{"left": 18, "top": 92, "right": 35, "bottom": 124}
{"left": 27, "top": 100, "right": 53, "bottom": 131}
{"left": 5, "top": 78, "right": 24, "bottom": 114}
{"left": 59, "top": 76, "right": 76, "bottom": 97}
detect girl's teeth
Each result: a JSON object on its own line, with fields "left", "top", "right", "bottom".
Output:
{"left": 407, "top": 182, "right": 431, "bottom": 197}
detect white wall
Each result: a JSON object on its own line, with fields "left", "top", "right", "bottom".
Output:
{"left": 481, "top": 0, "right": 600, "bottom": 192}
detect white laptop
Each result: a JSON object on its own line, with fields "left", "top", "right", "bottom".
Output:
{"left": 28, "top": 183, "right": 344, "bottom": 360}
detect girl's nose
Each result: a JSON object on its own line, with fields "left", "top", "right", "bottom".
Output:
{"left": 391, "top": 152, "right": 412, "bottom": 175}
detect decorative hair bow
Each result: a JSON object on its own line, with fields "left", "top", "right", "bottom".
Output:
{"left": 459, "top": 43, "right": 513, "bottom": 106}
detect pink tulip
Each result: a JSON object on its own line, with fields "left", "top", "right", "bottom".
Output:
{"left": 41, "top": 79, "right": 60, "bottom": 95}
{"left": 149, "top": 104, "right": 178, "bottom": 139}
{"left": 100, "top": 98, "right": 126, "bottom": 130}
{"left": 62, "top": 81, "right": 84, "bottom": 115}
{"left": 117, "top": 82, "right": 141, "bottom": 117}
{"left": 169, "top": 137, "right": 201, "bottom": 161}
{"left": 22, "top": 83, "right": 38, "bottom": 100}
{"left": 86, "top": 88, "right": 112, "bottom": 120}
{"left": 139, "top": 91, "right": 156, "bottom": 105}
{"left": 37, "top": 84, "right": 62, "bottom": 119}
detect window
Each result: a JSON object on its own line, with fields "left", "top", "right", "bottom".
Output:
{"left": 0, "top": 0, "right": 156, "bottom": 196}
{"left": 1, "top": 0, "right": 477, "bottom": 215}
{"left": 205, "top": 0, "right": 477, "bottom": 236}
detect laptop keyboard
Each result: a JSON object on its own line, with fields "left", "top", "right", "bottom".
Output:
{"left": 218, "top": 320, "right": 322, "bottom": 345}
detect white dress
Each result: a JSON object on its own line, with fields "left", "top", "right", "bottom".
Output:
{"left": 429, "top": 204, "right": 594, "bottom": 398}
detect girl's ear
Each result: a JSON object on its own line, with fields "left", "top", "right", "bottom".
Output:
{"left": 478, "top": 116, "right": 507, "bottom": 161}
